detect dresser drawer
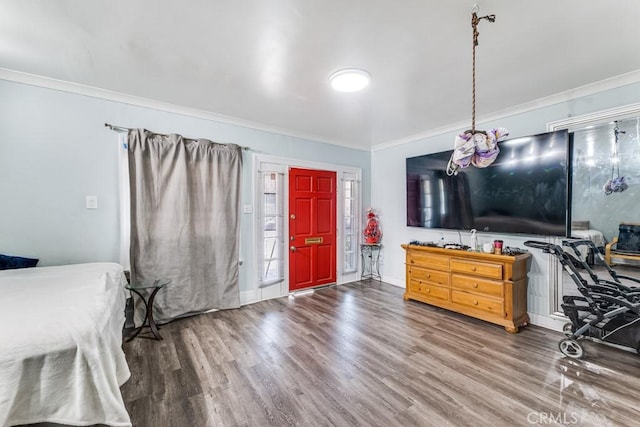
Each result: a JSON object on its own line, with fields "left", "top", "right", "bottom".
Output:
{"left": 408, "top": 251, "right": 450, "bottom": 271}
{"left": 450, "top": 258, "right": 503, "bottom": 280}
{"left": 410, "top": 280, "right": 450, "bottom": 301}
{"left": 451, "top": 290, "right": 503, "bottom": 315}
{"left": 451, "top": 274, "right": 504, "bottom": 298}
{"left": 409, "top": 266, "right": 449, "bottom": 286}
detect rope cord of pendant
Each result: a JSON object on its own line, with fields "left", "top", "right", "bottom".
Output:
{"left": 471, "top": 13, "right": 478, "bottom": 133}
{"left": 470, "top": 12, "right": 495, "bottom": 134}
{"left": 612, "top": 121, "right": 625, "bottom": 179}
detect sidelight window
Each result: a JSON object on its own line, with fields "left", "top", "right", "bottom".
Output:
{"left": 259, "top": 170, "right": 285, "bottom": 286}
{"left": 343, "top": 173, "right": 358, "bottom": 273}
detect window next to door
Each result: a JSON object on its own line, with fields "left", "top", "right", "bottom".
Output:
{"left": 343, "top": 173, "right": 358, "bottom": 273}
{"left": 259, "top": 170, "right": 285, "bottom": 287}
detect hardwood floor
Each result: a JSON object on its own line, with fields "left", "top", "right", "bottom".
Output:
{"left": 121, "top": 280, "right": 640, "bottom": 426}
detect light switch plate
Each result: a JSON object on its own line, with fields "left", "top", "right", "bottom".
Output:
{"left": 86, "top": 195, "right": 98, "bottom": 209}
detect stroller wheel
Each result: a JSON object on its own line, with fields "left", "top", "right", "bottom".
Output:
{"left": 559, "top": 338, "right": 584, "bottom": 359}
{"left": 562, "top": 322, "right": 574, "bottom": 337}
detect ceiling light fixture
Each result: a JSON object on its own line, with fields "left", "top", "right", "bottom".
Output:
{"left": 447, "top": 4, "right": 509, "bottom": 175}
{"left": 329, "top": 68, "right": 371, "bottom": 92}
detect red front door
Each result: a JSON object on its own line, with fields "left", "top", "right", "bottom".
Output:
{"left": 289, "top": 168, "right": 337, "bottom": 291}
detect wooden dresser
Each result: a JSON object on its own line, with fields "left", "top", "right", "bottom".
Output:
{"left": 402, "top": 244, "right": 531, "bottom": 333}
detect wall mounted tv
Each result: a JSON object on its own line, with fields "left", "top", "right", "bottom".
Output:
{"left": 406, "top": 130, "right": 570, "bottom": 236}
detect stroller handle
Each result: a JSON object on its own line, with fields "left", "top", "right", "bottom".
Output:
{"left": 524, "top": 240, "right": 554, "bottom": 252}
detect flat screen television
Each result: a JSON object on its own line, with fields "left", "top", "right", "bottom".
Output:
{"left": 406, "top": 130, "right": 570, "bottom": 236}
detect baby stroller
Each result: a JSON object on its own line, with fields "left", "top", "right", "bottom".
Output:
{"left": 524, "top": 240, "right": 640, "bottom": 359}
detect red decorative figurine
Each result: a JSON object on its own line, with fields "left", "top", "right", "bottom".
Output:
{"left": 363, "top": 208, "right": 382, "bottom": 244}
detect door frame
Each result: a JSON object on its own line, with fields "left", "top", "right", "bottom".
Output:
{"left": 288, "top": 167, "right": 338, "bottom": 291}
{"left": 252, "top": 153, "right": 362, "bottom": 299}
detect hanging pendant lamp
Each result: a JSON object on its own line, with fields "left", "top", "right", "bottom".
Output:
{"left": 447, "top": 5, "right": 509, "bottom": 176}
{"left": 603, "top": 121, "right": 628, "bottom": 195}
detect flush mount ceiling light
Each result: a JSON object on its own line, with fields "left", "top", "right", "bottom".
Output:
{"left": 329, "top": 69, "right": 371, "bottom": 92}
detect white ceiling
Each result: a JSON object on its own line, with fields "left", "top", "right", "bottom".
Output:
{"left": 1, "top": 1, "right": 640, "bottom": 149}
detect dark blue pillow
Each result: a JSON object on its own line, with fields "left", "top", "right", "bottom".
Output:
{"left": 0, "top": 254, "right": 39, "bottom": 270}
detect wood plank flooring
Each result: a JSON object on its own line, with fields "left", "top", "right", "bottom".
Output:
{"left": 121, "top": 280, "right": 640, "bottom": 426}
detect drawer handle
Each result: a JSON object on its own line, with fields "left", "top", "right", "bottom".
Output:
{"left": 473, "top": 283, "right": 479, "bottom": 288}
{"left": 471, "top": 267, "right": 477, "bottom": 272}
{"left": 473, "top": 300, "right": 479, "bottom": 305}
{"left": 426, "top": 274, "right": 431, "bottom": 278}
{"left": 426, "top": 288, "right": 431, "bottom": 293}
{"left": 410, "top": 260, "right": 415, "bottom": 264}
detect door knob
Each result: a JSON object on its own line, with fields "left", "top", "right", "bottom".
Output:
{"left": 290, "top": 246, "right": 296, "bottom": 251}
{"left": 290, "top": 214, "right": 296, "bottom": 219}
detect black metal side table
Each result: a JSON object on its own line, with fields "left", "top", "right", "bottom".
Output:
{"left": 125, "top": 278, "right": 171, "bottom": 341}
{"left": 361, "top": 243, "right": 382, "bottom": 280}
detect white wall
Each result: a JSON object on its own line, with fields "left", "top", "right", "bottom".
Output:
{"left": 0, "top": 79, "right": 371, "bottom": 297}
{"left": 372, "top": 80, "right": 640, "bottom": 329}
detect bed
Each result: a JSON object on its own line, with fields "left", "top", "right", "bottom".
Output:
{"left": 0, "top": 263, "right": 131, "bottom": 427}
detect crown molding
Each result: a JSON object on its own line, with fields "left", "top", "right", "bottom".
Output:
{"left": 547, "top": 102, "right": 640, "bottom": 131}
{"left": 372, "top": 69, "right": 640, "bottom": 152}
{"left": 0, "top": 68, "right": 367, "bottom": 152}
{"left": 3, "top": 67, "right": 640, "bottom": 154}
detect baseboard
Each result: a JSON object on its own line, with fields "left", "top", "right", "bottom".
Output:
{"left": 382, "top": 276, "right": 404, "bottom": 288}
{"left": 528, "top": 313, "right": 566, "bottom": 332}
{"left": 240, "top": 287, "right": 289, "bottom": 306}
{"left": 240, "top": 289, "right": 261, "bottom": 306}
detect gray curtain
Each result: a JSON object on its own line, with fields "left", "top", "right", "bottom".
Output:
{"left": 128, "top": 129, "right": 242, "bottom": 325}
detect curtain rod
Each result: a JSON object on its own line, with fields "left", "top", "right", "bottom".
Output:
{"left": 104, "top": 123, "right": 250, "bottom": 150}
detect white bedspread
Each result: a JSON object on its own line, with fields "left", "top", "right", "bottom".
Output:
{"left": 0, "top": 263, "right": 131, "bottom": 427}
